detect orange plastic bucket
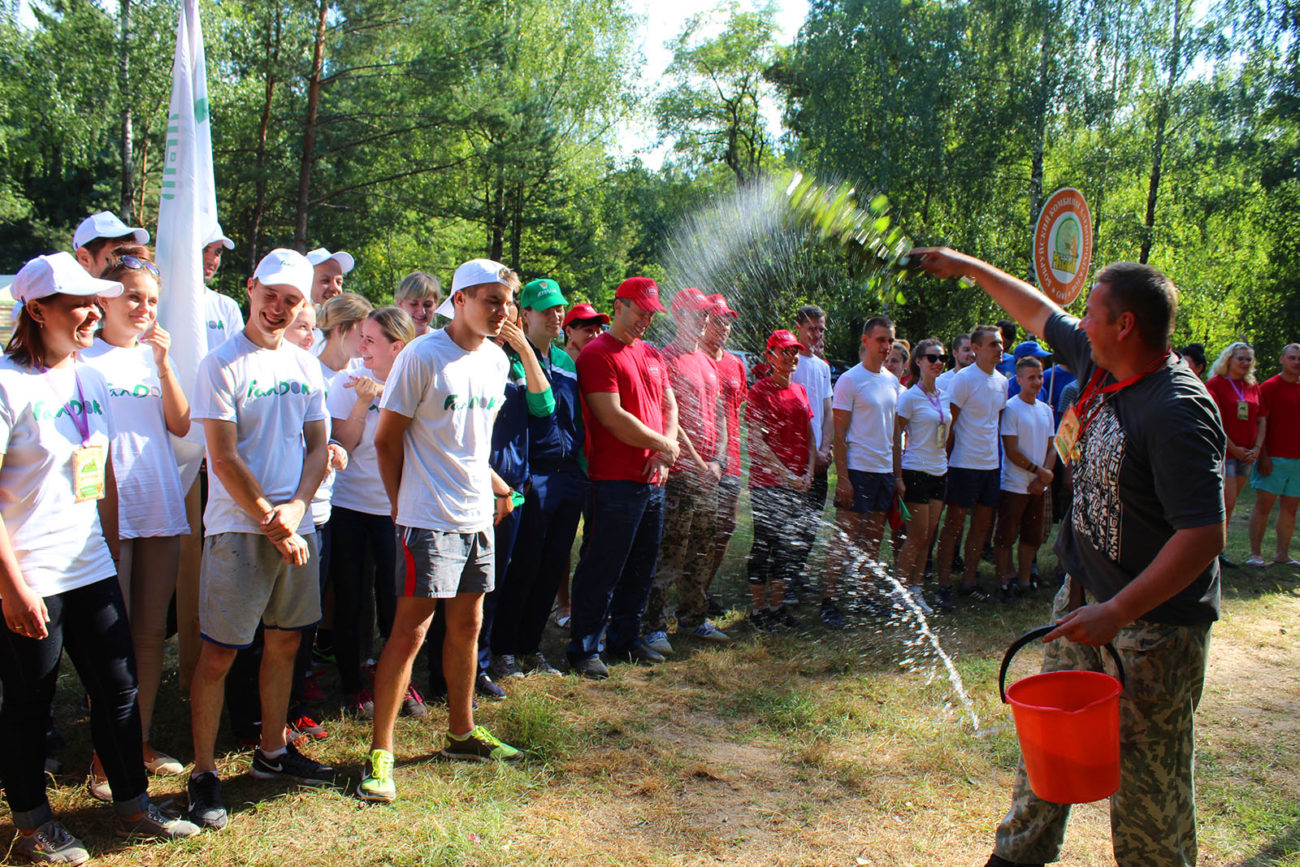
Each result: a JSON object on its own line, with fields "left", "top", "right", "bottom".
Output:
{"left": 999, "top": 626, "right": 1125, "bottom": 804}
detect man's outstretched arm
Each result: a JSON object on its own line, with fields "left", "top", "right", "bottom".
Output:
{"left": 912, "top": 247, "right": 1064, "bottom": 338}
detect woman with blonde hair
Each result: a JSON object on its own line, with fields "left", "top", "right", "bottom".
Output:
{"left": 394, "top": 271, "right": 441, "bottom": 337}
{"left": 316, "top": 292, "right": 373, "bottom": 373}
{"left": 1206, "top": 341, "right": 1267, "bottom": 547}
{"left": 81, "top": 245, "right": 191, "bottom": 794}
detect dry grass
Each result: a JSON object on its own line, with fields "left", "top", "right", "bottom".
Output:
{"left": 5, "top": 494, "right": 1298, "bottom": 866}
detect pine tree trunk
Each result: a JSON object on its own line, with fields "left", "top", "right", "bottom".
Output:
{"left": 249, "top": 7, "right": 281, "bottom": 269}
{"left": 118, "top": 0, "right": 134, "bottom": 222}
{"left": 1140, "top": 0, "right": 1184, "bottom": 264}
{"left": 294, "top": 0, "right": 329, "bottom": 252}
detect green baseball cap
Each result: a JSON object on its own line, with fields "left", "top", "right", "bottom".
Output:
{"left": 520, "top": 278, "right": 567, "bottom": 311}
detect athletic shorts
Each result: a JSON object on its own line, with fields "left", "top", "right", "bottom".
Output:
{"left": 994, "top": 490, "right": 1046, "bottom": 548}
{"left": 200, "top": 531, "right": 321, "bottom": 648}
{"left": 1224, "top": 455, "right": 1247, "bottom": 478}
{"left": 901, "top": 469, "right": 947, "bottom": 504}
{"left": 945, "top": 466, "right": 1001, "bottom": 509}
{"left": 842, "top": 469, "right": 895, "bottom": 514}
{"left": 1252, "top": 456, "right": 1300, "bottom": 498}
{"left": 397, "top": 526, "right": 494, "bottom": 599}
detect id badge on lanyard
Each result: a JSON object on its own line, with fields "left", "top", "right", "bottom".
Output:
{"left": 52, "top": 367, "right": 107, "bottom": 502}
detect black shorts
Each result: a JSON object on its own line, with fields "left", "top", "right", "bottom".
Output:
{"left": 901, "top": 469, "right": 946, "bottom": 504}
{"left": 843, "top": 469, "right": 895, "bottom": 514}
{"left": 944, "top": 466, "right": 1001, "bottom": 509}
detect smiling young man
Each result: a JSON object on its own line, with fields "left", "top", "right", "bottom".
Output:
{"left": 186, "top": 249, "right": 332, "bottom": 830}
{"left": 359, "top": 259, "right": 522, "bottom": 804}
{"left": 566, "top": 277, "right": 679, "bottom": 679}
{"left": 915, "top": 248, "right": 1225, "bottom": 867}
{"left": 202, "top": 224, "right": 243, "bottom": 354}
{"left": 72, "top": 211, "right": 149, "bottom": 278}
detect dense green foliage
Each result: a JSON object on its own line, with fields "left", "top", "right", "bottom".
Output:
{"left": 1, "top": 0, "right": 1296, "bottom": 367}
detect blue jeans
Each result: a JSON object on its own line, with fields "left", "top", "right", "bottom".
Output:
{"left": 567, "top": 480, "right": 665, "bottom": 658}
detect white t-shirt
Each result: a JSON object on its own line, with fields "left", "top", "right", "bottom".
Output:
{"left": 946, "top": 363, "right": 1008, "bottom": 470}
{"left": 327, "top": 366, "right": 389, "bottom": 516}
{"left": 205, "top": 290, "right": 243, "bottom": 355}
{"left": 831, "top": 363, "right": 899, "bottom": 473}
{"left": 791, "top": 352, "right": 832, "bottom": 450}
{"left": 80, "top": 339, "right": 188, "bottom": 538}
{"left": 192, "top": 332, "right": 328, "bottom": 535}
{"left": 936, "top": 366, "right": 961, "bottom": 395}
{"left": 379, "top": 329, "right": 508, "bottom": 533}
{"left": 310, "top": 359, "right": 337, "bottom": 526}
{"left": 896, "top": 383, "right": 949, "bottom": 476}
{"left": 1000, "top": 395, "right": 1055, "bottom": 493}
{"left": 0, "top": 358, "right": 116, "bottom": 597}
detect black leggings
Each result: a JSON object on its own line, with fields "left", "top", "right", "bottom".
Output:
{"left": 748, "top": 486, "right": 814, "bottom": 588}
{"left": 0, "top": 577, "right": 149, "bottom": 828}
{"left": 329, "top": 508, "right": 397, "bottom": 694}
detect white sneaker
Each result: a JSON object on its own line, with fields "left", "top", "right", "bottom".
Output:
{"left": 690, "top": 621, "right": 732, "bottom": 642}
{"left": 644, "top": 630, "right": 673, "bottom": 655}
{"left": 909, "top": 586, "right": 934, "bottom": 615}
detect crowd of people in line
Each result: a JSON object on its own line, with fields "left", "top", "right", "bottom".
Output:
{"left": 1, "top": 209, "right": 1297, "bottom": 864}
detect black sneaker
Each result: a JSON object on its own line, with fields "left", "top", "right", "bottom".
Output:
{"left": 707, "top": 595, "right": 726, "bottom": 617}
{"left": 933, "top": 585, "right": 956, "bottom": 612}
{"left": 748, "top": 609, "right": 773, "bottom": 632}
{"left": 568, "top": 654, "right": 609, "bottom": 680}
{"left": 186, "top": 771, "right": 228, "bottom": 830}
{"left": 984, "top": 855, "right": 1045, "bottom": 867}
{"left": 769, "top": 606, "right": 800, "bottom": 629}
{"left": 819, "top": 599, "right": 845, "bottom": 629}
{"left": 475, "top": 673, "right": 507, "bottom": 699}
{"left": 998, "top": 583, "right": 1020, "bottom": 605}
{"left": 957, "top": 583, "right": 993, "bottom": 603}
{"left": 520, "top": 652, "right": 561, "bottom": 675}
{"left": 615, "top": 639, "right": 665, "bottom": 665}
{"left": 249, "top": 741, "right": 334, "bottom": 786}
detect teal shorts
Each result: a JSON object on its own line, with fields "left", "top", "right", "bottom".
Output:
{"left": 1251, "top": 456, "right": 1300, "bottom": 498}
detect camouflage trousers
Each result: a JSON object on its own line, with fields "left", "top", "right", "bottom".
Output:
{"left": 994, "top": 575, "right": 1210, "bottom": 866}
{"left": 643, "top": 472, "right": 719, "bottom": 634}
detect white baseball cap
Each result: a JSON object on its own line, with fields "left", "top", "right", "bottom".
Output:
{"left": 10, "top": 252, "right": 124, "bottom": 307}
{"left": 73, "top": 211, "right": 149, "bottom": 249}
{"left": 252, "top": 248, "right": 314, "bottom": 296}
{"left": 204, "top": 224, "right": 235, "bottom": 250}
{"left": 305, "top": 247, "right": 355, "bottom": 274}
{"left": 436, "top": 258, "right": 512, "bottom": 319}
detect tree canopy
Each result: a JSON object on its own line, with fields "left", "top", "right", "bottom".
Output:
{"left": 1, "top": 0, "right": 1296, "bottom": 368}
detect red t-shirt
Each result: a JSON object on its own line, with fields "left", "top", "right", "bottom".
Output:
{"left": 1206, "top": 375, "right": 1267, "bottom": 449}
{"left": 662, "top": 343, "right": 720, "bottom": 475}
{"left": 577, "top": 333, "right": 669, "bottom": 482}
{"left": 1260, "top": 374, "right": 1300, "bottom": 459}
{"left": 715, "top": 350, "right": 747, "bottom": 477}
{"left": 744, "top": 376, "right": 812, "bottom": 488}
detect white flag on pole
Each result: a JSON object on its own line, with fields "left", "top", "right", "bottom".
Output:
{"left": 156, "top": 0, "right": 216, "bottom": 487}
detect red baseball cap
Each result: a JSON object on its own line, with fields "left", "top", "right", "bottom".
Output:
{"left": 615, "top": 277, "right": 666, "bottom": 313}
{"left": 671, "top": 287, "right": 710, "bottom": 317}
{"left": 706, "top": 293, "right": 738, "bottom": 318}
{"left": 766, "top": 329, "right": 805, "bottom": 354}
{"left": 562, "top": 302, "right": 610, "bottom": 329}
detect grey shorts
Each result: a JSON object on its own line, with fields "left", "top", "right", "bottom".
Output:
{"left": 396, "top": 526, "right": 494, "bottom": 599}
{"left": 199, "top": 531, "right": 321, "bottom": 649}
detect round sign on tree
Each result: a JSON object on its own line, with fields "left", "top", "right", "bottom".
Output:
{"left": 1032, "top": 188, "right": 1093, "bottom": 306}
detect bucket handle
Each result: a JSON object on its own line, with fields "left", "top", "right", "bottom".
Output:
{"left": 999, "top": 625, "right": 1126, "bottom": 704}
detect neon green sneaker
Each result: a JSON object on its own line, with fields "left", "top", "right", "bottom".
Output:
{"left": 440, "top": 726, "right": 522, "bottom": 762}
{"left": 357, "top": 749, "right": 396, "bottom": 803}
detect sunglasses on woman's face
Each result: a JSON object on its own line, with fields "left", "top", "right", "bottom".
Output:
{"left": 923, "top": 353, "right": 948, "bottom": 364}
{"left": 110, "top": 254, "right": 161, "bottom": 279}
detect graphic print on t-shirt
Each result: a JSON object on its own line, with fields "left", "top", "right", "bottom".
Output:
{"left": 1071, "top": 402, "right": 1124, "bottom": 561}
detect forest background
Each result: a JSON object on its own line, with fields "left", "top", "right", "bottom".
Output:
{"left": 1, "top": 0, "right": 1297, "bottom": 364}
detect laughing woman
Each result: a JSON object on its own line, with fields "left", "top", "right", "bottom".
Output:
{"left": 0, "top": 253, "right": 196, "bottom": 865}
{"left": 81, "top": 245, "right": 191, "bottom": 793}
